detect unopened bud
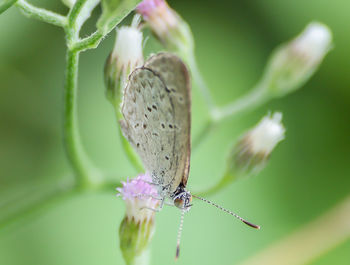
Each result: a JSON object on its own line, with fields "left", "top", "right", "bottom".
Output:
{"left": 117, "top": 174, "right": 159, "bottom": 265}
{"left": 137, "top": 0, "right": 193, "bottom": 55}
{"left": 104, "top": 15, "right": 144, "bottom": 106}
{"left": 62, "top": 0, "right": 76, "bottom": 8}
{"left": 263, "top": 22, "right": 332, "bottom": 97}
{"left": 227, "top": 112, "right": 285, "bottom": 178}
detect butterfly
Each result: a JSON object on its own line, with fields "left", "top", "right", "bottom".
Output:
{"left": 120, "top": 52, "right": 259, "bottom": 258}
{"left": 120, "top": 52, "right": 192, "bottom": 211}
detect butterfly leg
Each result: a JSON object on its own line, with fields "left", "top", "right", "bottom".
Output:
{"left": 134, "top": 193, "right": 163, "bottom": 201}
{"left": 140, "top": 197, "right": 166, "bottom": 212}
{"left": 140, "top": 179, "right": 159, "bottom": 187}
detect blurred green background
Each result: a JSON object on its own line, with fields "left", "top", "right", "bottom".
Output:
{"left": 0, "top": 0, "right": 349, "bottom": 265}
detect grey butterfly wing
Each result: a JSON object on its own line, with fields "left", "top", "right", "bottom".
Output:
{"left": 121, "top": 53, "right": 191, "bottom": 194}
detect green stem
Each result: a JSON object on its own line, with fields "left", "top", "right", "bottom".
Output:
{"left": 64, "top": 49, "right": 102, "bottom": 188}
{"left": 195, "top": 173, "right": 235, "bottom": 197}
{"left": 185, "top": 51, "right": 216, "bottom": 112}
{"left": 115, "top": 108, "right": 144, "bottom": 173}
{"left": 192, "top": 82, "right": 269, "bottom": 151}
{"left": 0, "top": 180, "right": 77, "bottom": 233}
{"left": 16, "top": 0, "right": 67, "bottom": 27}
{"left": 0, "top": 178, "right": 123, "bottom": 233}
{"left": 95, "top": 179, "right": 122, "bottom": 193}
{"left": 72, "top": 30, "right": 104, "bottom": 52}
{"left": 213, "top": 83, "right": 269, "bottom": 121}
{"left": 0, "top": 0, "right": 17, "bottom": 14}
{"left": 192, "top": 119, "right": 216, "bottom": 151}
{"left": 67, "top": 0, "right": 86, "bottom": 28}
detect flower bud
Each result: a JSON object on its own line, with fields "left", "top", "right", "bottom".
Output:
{"left": 227, "top": 112, "right": 285, "bottom": 178}
{"left": 61, "top": 0, "right": 76, "bottom": 8}
{"left": 117, "top": 174, "right": 159, "bottom": 265}
{"left": 262, "top": 22, "right": 332, "bottom": 97}
{"left": 104, "top": 15, "right": 144, "bottom": 107}
{"left": 137, "top": 0, "right": 193, "bottom": 55}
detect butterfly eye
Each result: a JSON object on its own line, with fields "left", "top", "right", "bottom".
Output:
{"left": 174, "top": 197, "right": 184, "bottom": 209}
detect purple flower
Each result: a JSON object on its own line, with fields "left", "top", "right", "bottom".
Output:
{"left": 136, "top": 0, "right": 193, "bottom": 53}
{"left": 137, "top": 0, "right": 166, "bottom": 20}
{"left": 117, "top": 174, "right": 159, "bottom": 223}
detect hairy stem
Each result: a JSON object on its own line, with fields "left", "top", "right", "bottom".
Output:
{"left": 64, "top": 49, "right": 102, "bottom": 188}
{"left": 186, "top": 52, "right": 216, "bottom": 112}
{"left": 192, "top": 82, "right": 269, "bottom": 151}
{"left": 0, "top": 179, "right": 122, "bottom": 233}
{"left": 115, "top": 108, "right": 144, "bottom": 173}
{"left": 192, "top": 119, "right": 216, "bottom": 151}
{"left": 0, "top": 180, "right": 77, "bottom": 233}
{"left": 16, "top": 0, "right": 67, "bottom": 27}
{"left": 67, "top": 0, "right": 86, "bottom": 29}
{"left": 195, "top": 173, "right": 235, "bottom": 197}
{"left": 213, "top": 83, "right": 269, "bottom": 121}
{"left": 72, "top": 30, "right": 104, "bottom": 51}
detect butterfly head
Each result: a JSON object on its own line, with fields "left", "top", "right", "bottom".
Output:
{"left": 173, "top": 189, "right": 192, "bottom": 212}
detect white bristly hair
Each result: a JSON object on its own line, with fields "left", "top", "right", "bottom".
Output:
{"left": 175, "top": 209, "right": 186, "bottom": 260}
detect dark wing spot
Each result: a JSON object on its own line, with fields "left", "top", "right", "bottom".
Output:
{"left": 143, "top": 124, "right": 147, "bottom": 129}
{"left": 136, "top": 143, "right": 140, "bottom": 148}
{"left": 161, "top": 123, "right": 165, "bottom": 129}
{"left": 152, "top": 105, "right": 157, "bottom": 110}
{"left": 147, "top": 107, "right": 152, "bottom": 112}
{"left": 169, "top": 124, "right": 173, "bottom": 129}
{"left": 165, "top": 156, "right": 169, "bottom": 160}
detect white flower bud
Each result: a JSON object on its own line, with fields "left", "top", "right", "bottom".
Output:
{"left": 263, "top": 22, "right": 332, "bottom": 97}
{"left": 104, "top": 15, "right": 144, "bottom": 106}
{"left": 248, "top": 112, "right": 285, "bottom": 155}
{"left": 62, "top": 0, "right": 76, "bottom": 8}
{"left": 228, "top": 112, "right": 285, "bottom": 177}
{"left": 293, "top": 22, "right": 332, "bottom": 67}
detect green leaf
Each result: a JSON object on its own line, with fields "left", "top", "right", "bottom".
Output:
{"left": 0, "top": 0, "right": 17, "bottom": 14}
{"left": 97, "top": 0, "right": 142, "bottom": 35}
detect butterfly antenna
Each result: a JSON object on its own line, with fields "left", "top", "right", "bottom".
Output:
{"left": 175, "top": 209, "right": 186, "bottom": 260}
{"left": 192, "top": 195, "right": 260, "bottom": 229}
